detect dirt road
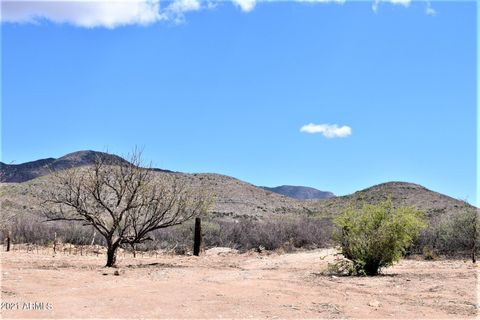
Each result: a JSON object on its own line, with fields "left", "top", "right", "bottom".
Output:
{"left": 1, "top": 248, "right": 477, "bottom": 319}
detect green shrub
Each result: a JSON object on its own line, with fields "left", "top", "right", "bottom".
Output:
{"left": 334, "top": 199, "right": 427, "bottom": 276}
{"left": 323, "top": 256, "right": 357, "bottom": 276}
{"left": 422, "top": 246, "right": 437, "bottom": 261}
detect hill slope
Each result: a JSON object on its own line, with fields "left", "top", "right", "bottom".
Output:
{"left": 0, "top": 171, "right": 308, "bottom": 219}
{"left": 310, "top": 181, "right": 473, "bottom": 218}
{"left": 0, "top": 152, "right": 475, "bottom": 221}
{"left": 262, "top": 185, "right": 335, "bottom": 200}
{"left": 0, "top": 151, "right": 129, "bottom": 183}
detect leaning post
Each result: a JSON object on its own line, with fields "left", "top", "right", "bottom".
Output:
{"left": 6, "top": 235, "right": 10, "bottom": 252}
{"left": 193, "top": 217, "right": 202, "bottom": 256}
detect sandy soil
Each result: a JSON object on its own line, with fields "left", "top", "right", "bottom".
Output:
{"left": 0, "top": 248, "right": 478, "bottom": 319}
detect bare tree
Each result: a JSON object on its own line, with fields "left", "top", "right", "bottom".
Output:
{"left": 42, "top": 150, "right": 209, "bottom": 267}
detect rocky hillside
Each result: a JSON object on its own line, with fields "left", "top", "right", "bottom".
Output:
{"left": 310, "top": 181, "right": 474, "bottom": 219}
{"left": 0, "top": 151, "right": 131, "bottom": 183}
{"left": 0, "top": 151, "right": 475, "bottom": 221}
{"left": 261, "top": 185, "right": 335, "bottom": 200}
{"left": 0, "top": 170, "right": 309, "bottom": 220}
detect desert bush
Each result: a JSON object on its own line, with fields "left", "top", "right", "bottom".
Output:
{"left": 422, "top": 246, "right": 437, "bottom": 261}
{"left": 334, "top": 199, "right": 427, "bottom": 276}
{"left": 442, "top": 207, "right": 478, "bottom": 262}
{"left": 140, "top": 215, "right": 332, "bottom": 253}
{"left": 322, "top": 256, "right": 356, "bottom": 276}
{"left": 4, "top": 212, "right": 98, "bottom": 246}
{"left": 413, "top": 205, "right": 479, "bottom": 260}
{"left": 209, "top": 215, "right": 332, "bottom": 251}
{"left": 4, "top": 213, "right": 333, "bottom": 253}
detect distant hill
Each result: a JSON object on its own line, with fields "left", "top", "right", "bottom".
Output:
{"left": 0, "top": 150, "right": 168, "bottom": 183}
{"left": 261, "top": 185, "right": 335, "bottom": 200}
{"left": 0, "top": 151, "right": 307, "bottom": 218}
{"left": 0, "top": 151, "right": 475, "bottom": 221}
{"left": 310, "top": 181, "right": 474, "bottom": 219}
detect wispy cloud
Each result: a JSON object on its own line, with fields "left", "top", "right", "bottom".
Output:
{"left": 232, "top": 0, "right": 256, "bottom": 12}
{"left": 161, "top": 0, "right": 202, "bottom": 23}
{"left": 165, "top": 0, "right": 201, "bottom": 14}
{"left": 425, "top": 1, "right": 436, "bottom": 16}
{"left": 372, "top": 0, "right": 410, "bottom": 13}
{"left": 295, "top": 0, "right": 346, "bottom": 4}
{"left": 0, "top": 0, "right": 434, "bottom": 28}
{"left": 300, "top": 123, "right": 352, "bottom": 138}
{"left": 232, "top": 0, "right": 346, "bottom": 12}
{"left": 388, "top": 0, "right": 411, "bottom": 6}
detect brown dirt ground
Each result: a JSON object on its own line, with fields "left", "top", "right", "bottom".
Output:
{"left": 0, "top": 248, "right": 478, "bottom": 319}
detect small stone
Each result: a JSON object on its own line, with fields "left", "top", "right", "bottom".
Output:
{"left": 256, "top": 245, "right": 265, "bottom": 253}
{"left": 114, "top": 270, "right": 121, "bottom": 276}
{"left": 368, "top": 300, "right": 381, "bottom": 308}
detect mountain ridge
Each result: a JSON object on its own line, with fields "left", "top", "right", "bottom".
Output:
{"left": 261, "top": 185, "right": 335, "bottom": 200}
{"left": 0, "top": 150, "right": 171, "bottom": 183}
{"left": 0, "top": 151, "right": 475, "bottom": 220}
{"left": 0, "top": 151, "right": 333, "bottom": 200}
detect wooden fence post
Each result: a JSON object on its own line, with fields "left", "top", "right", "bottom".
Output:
{"left": 53, "top": 232, "right": 57, "bottom": 254}
{"left": 193, "top": 217, "right": 202, "bottom": 256}
{"left": 6, "top": 236, "right": 10, "bottom": 252}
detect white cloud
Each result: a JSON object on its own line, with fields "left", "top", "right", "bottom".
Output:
{"left": 0, "top": 0, "right": 207, "bottom": 28}
{"left": 425, "top": 1, "right": 436, "bottom": 16}
{"left": 425, "top": 6, "right": 436, "bottom": 16}
{"left": 231, "top": 0, "right": 345, "bottom": 13}
{"left": 372, "top": 0, "right": 411, "bottom": 13}
{"left": 161, "top": 0, "right": 202, "bottom": 23}
{"left": 388, "top": 0, "right": 410, "bottom": 6}
{"left": 232, "top": 0, "right": 256, "bottom": 12}
{"left": 1, "top": 0, "right": 162, "bottom": 28}
{"left": 300, "top": 123, "right": 352, "bottom": 138}
{"left": 295, "top": 0, "right": 346, "bottom": 4}
{"left": 0, "top": 0, "right": 435, "bottom": 28}
{"left": 167, "top": 0, "right": 201, "bottom": 13}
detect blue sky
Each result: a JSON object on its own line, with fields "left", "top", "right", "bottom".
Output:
{"left": 1, "top": 0, "right": 477, "bottom": 204}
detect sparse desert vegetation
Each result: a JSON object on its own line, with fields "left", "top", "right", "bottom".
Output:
{"left": 332, "top": 199, "right": 427, "bottom": 276}
{"left": 1, "top": 248, "right": 477, "bottom": 319}
{"left": 1, "top": 151, "right": 478, "bottom": 319}
{"left": 2, "top": 1, "right": 476, "bottom": 318}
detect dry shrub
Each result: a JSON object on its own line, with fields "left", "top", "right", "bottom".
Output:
{"left": 146, "top": 215, "right": 332, "bottom": 252}
{"left": 412, "top": 207, "right": 479, "bottom": 259}
{"left": 5, "top": 213, "right": 98, "bottom": 246}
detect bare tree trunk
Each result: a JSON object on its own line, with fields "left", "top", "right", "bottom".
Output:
{"left": 131, "top": 244, "right": 136, "bottom": 258}
{"left": 472, "top": 244, "right": 476, "bottom": 263}
{"left": 106, "top": 242, "right": 119, "bottom": 267}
